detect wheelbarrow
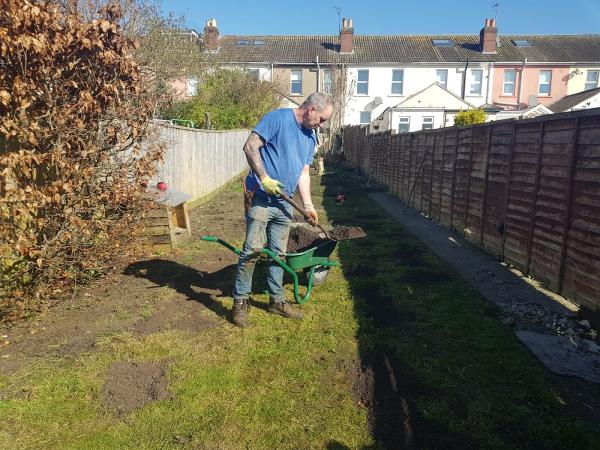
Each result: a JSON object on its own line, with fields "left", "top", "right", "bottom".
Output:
{"left": 200, "top": 235, "right": 338, "bottom": 304}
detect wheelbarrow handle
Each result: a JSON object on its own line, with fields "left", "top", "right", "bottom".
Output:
{"left": 280, "top": 194, "right": 332, "bottom": 239}
{"left": 201, "top": 236, "right": 241, "bottom": 255}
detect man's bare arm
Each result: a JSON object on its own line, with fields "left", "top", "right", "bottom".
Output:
{"left": 298, "top": 164, "right": 318, "bottom": 225}
{"left": 243, "top": 132, "right": 267, "bottom": 180}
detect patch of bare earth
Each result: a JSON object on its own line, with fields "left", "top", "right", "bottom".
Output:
{"left": 0, "top": 188, "right": 250, "bottom": 377}
{"left": 102, "top": 360, "right": 171, "bottom": 417}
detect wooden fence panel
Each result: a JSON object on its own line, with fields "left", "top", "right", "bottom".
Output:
{"left": 562, "top": 114, "right": 600, "bottom": 309}
{"left": 342, "top": 108, "right": 600, "bottom": 310}
{"left": 430, "top": 131, "right": 445, "bottom": 220}
{"left": 528, "top": 118, "right": 577, "bottom": 291}
{"left": 503, "top": 121, "right": 542, "bottom": 269}
{"left": 157, "top": 124, "right": 248, "bottom": 202}
{"left": 482, "top": 121, "right": 514, "bottom": 257}
{"left": 439, "top": 129, "right": 458, "bottom": 227}
{"left": 451, "top": 128, "right": 473, "bottom": 230}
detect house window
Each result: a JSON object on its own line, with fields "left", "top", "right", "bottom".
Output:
{"left": 538, "top": 70, "right": 552, "bottom": 96}
{"left": 360, "top": 111, "right": 371, "bottom": 124}
{"left": 585, "top": 70, "right": 599, "bottom": 90}
{"left": 186, "top": 77, "right": 198, "bottom": 96}
{"left": 357, "top": 70, "right": 369, "bottom": 95}
{"left": 323, "top": 70, "right": 333, "bottom": 94}
{"left": 503, "top": 69, "right": 516, "bottom": 95}
{"left": 247, "top": 69, "right": 260, "bottom": 80}
{"left": 290, "top": 69, "right": 302, "bottom": 95}
{"left": 436, "top": 69, "right": 448, "bottom": 89}
{"left": 398, "top": 117, "right": 410, "bottom": 133}
{"left": 469, "top": 69, "right": 483, "bottom": 95}
{"left": 391, "top": 69, "right": 404, "bottom": 95}
{"left": 422, "top": 117, "right": 434, "bottom": 130}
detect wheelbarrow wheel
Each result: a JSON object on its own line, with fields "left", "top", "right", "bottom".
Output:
{"left": 305, "top": 266, "right": 330, "bottom": 286}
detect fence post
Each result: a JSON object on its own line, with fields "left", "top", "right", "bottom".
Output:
{"left": 557, "top": 117, "right": 581, "bottom": 293}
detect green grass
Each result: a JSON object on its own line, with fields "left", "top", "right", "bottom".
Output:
{"left": 0, "top": 165, "right": 598, "bottom": 449}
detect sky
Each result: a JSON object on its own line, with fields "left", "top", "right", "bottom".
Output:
{"left": 160, "top": 0, "right": 600, "bottom": 36}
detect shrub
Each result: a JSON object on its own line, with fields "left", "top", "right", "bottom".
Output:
{"left": 454, "top": 109, "right": 488, "bottom": 127}
{"left": 162, "top": 68, "right": 282, "bottom": 130}
{"left": 0, "top": 0, "right": 163, "bottom": 319}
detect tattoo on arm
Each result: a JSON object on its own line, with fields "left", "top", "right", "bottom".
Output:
{"left": 243, "top": 132, "right": 267, "bottom": 180}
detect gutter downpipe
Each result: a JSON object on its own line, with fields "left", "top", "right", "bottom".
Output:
{"left": 461, "top": 58, "right": 470, "bottom": 99}
{"left": 517, "top": 57, "right": 528, "bottom": 108}
{"left": 270, "top": 62, "right": 274, "bottom": 82}
{"left": 486, "top": 62, "right": 494, "bottom": 104}
{"left": 316, "top": 54, "right": 320, "bottom": 91}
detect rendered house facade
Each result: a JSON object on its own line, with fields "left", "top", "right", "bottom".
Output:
{"left": 198, "top": 18, "right": 600, "bottom": 128}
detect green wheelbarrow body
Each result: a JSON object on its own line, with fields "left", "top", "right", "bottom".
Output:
{"left": 201, "top": 236, "right": 338, "bottom": 304}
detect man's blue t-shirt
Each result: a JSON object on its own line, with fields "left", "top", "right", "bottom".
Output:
{"left": 245, "top": 108, "right": 316, "bottom": 201}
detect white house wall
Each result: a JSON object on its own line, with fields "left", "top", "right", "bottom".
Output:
{"left": 390, "top": 109, "right": 448, "bottom": 133}
{"left": 344, "top": 65, "right": 490, "bottom": 125}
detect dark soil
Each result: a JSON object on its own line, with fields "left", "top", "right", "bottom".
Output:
{"left": 134, "top": 296, "right": 220, "bottom": 335}
{"left": 286, "top": 225, "right": 366, "bottom": 253}
{"left": 103, "top": 360, "right": 171, "bottom": 417}
{"left": 0, "top": 188, "right": 245, "bottom": 377}
{"left": 329, "top": 226, "right": 367, "bottom": 241}
{"left": 287, "top": 227, "right": 325, "bottom": 253}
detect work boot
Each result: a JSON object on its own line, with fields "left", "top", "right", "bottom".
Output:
{"left": 232, "top": 299, "right": 250, "bottom": 327}
{"left": 268, "top": 300, "right": 303, "bottom": 320}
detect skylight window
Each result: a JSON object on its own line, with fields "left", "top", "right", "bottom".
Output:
{"left": 512, "top": 39, "right": 532, "bottom": 47}
{"left": 253, "top": 40, "right": 265, "bottom": 46}
{"left": 432, "top": 39, "right": 454, "bottom": 47}
{"left": 236, "top": 39, "right": 251, "bottom": 45}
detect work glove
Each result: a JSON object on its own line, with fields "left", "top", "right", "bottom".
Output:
{"left": 303, "top": 202, "right": 318, "bottom": 226}
{"left": 260, "top": 176, "right": 285, "bottom": 196}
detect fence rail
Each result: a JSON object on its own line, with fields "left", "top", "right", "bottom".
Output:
{"left": 343, "top": 108, "right": 600, "bottom": 311}
{"left": 155, "top": 124, "right": 249, "bottom": 203}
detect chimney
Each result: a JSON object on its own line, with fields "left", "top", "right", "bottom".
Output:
{"left": 340, "top": 17, "right": 354, "bottom": 53}
{"left": 480, "top": 18, "right": 497, "bottom": 54}
{"left": 203, "top": 18, "right": 219, "bottom": 51}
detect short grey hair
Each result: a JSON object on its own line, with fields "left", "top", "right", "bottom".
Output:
{"left": 301, "top": 92, "right": 333, "bottom": 111}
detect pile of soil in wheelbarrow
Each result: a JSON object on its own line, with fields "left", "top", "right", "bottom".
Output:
{"left": 287, "top": 226, "right": 366, "bottom": 253}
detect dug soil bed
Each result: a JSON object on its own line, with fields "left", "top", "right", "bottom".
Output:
{"left": 103, "top": 360, "right": 172, "bottom": 417}
{"left": 0, "top": 188, "right": 246, "bottom": 377}
{"left": 287, "top": 225, "right": 366, "bottom": 253}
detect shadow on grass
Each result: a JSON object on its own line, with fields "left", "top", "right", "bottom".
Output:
{"left": 123, "top": 259, "right": 275, "bottom": 325}
{"left": 320, "top": 165, "right": 485, "bottom": 450}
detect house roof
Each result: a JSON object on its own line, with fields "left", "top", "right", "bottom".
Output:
{"left": 211, "top": 34, "right": 600, "bottom": 64}
{"left": 393, "top": 83, "right": 476, "bottom": 110}
{"left": 548, "top": 87, "right": 600, "bottom": 112}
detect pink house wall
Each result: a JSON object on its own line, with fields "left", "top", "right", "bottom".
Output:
{"left": 492, "top": 65, "right": 570, "bottom": 109}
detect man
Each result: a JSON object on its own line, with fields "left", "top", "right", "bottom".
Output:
{"left": 232, "top": 92, "right": 334, "bottom": 327}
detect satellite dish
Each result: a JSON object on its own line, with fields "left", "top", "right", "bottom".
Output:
{"left": 364, "top": 96, "right": 383, "bottom": 112}
{"left": 528, "top": 95, "right": 539, "bottom": 107}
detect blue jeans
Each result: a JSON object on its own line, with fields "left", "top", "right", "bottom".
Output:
{"left": 233, "top": 195, "right": 293, "bottom": 303}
